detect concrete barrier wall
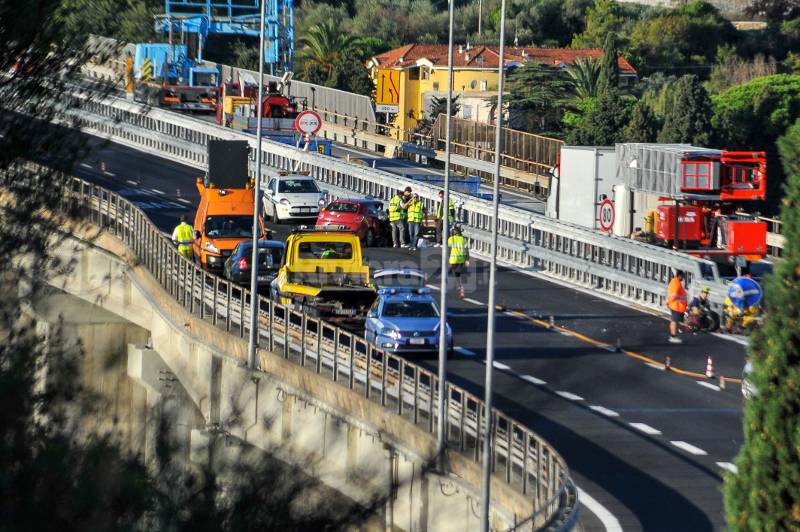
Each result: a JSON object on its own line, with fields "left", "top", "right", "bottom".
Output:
{"left": 43, "top": 225, "right": 531, "bottom": 530}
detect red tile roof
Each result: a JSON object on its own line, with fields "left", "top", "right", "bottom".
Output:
{"left": 370, "top": 44, "right": 637, "bottom": 76}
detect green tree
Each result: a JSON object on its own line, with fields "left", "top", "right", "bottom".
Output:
{"left": 230, "top": 40, "right": 260, "bottom": 71}
{"left": 118, "top": 0, "right": 160, "bottom": 43}
{"left": 723, "top": 117, "right": 800, "bottom": 531}
{"left": 510, "top": 0, "right": 593, "bottom": 48}
{"left": 597, "top": 32, "right": 619, "bottom": 94}
{"left": 746, "top": 0, "right": 800, "bottom": 24}
{"left": 571, "top": 0, "right": 623, "bottom": 49}
{"left": 623, "top": 101, "right": 659, "bottom": 142}
{"left": 566, "top": 58, "right": 602, "bottom": 99}
{"left": 330, "top": 56, "right": 374, "bottom": 96}
{"left": 658, "top": 74, "right": 714, "bottom": 145}
{"left": 298, "top": 20, "right": 359, "bottom": 82}
{"left": 504, "top": 62, "right": 574, "bottom": 137}
{"left": 567, "top": 89, "right": 633, "bottom": 144}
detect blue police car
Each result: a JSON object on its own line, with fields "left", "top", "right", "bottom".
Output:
{"left": 365, "top": 287, "right": 452, "bottom": 356}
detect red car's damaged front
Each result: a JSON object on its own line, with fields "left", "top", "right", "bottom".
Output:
{"left": 315, "top": 199, "right": 388, "bottom": 247}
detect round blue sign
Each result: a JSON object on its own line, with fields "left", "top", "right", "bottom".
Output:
{"left": 727, "top": 277, "right": 763, "bottom": 310}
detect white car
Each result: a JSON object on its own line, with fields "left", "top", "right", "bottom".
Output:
{"left": 263, "top": 174, "right": 326, "bottom": 223}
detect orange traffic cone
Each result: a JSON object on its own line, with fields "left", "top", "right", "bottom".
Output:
{"left": 705, "top": 355, "right": 715, "bottom": 379}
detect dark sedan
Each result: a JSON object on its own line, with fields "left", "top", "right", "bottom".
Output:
{"left": 224, "top": 240, "right": 285, "bottom": 288}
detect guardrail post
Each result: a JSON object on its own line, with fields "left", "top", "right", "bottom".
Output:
{"left": 365, "top": 345, "right": 372, "bottom": 399}
{"left": 212, "top": 277, "right": 219, "bottom": 326}
{"left": 428, "top": 375, "right": 435, "bottom": 433}
{"left": 190, "top": 264, "right": 197, "bottom": 314}
{"left": 348, "top": 336, "right": 355, "bottom": 390}
{"left": 397, "top": 360, "right": 405, "bottom": 416}
{"left": 506, "top": 419, "right": 513, "bottom": 483}
{"left": 239, "top": 288, "right": 246, "bottom": 338}
{"left": 283, "top": 311, "right": 290, "bottom": 359}
{"left": 414, "top": 370, "right": 420, "bottom": 426}
{"left": 332, "top": 328, "right": 339, "bottom": 382}
{"left": 521, "top": 433, "right": 529, "bottom": 495}
{"left": 268, "top": 300, "right": 274, "bottom": 351}
{"left": 380, "top": 352, "right": 387, "bottom": 407}
{"left": 314, "top": 320, "right": 322, "bottom": 373}
{"left": 300, "top": 314, "right": 307, "bottom": 367}
{"left": 199, "top": 271, "right": 206, "bottom": 319}
{"left": 459, "top": 393, "right": 466, "bottom": 451}
{"left": 225, "top": 281, "right": 232, "bottom": 332}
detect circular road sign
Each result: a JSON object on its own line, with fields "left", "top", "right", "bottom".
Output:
{"left": 598, "top": 198, "right": 615, "bottom": 232}
{"left": 294, "top": 110, "right": 322, "bottom": 136}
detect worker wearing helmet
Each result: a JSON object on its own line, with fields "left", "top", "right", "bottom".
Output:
{"left": 666, "top": 271, "right": 687, "bottom": 343}
{"left": 447, "top": 226, "right": 469, "bottom": 299}
{"left": 172, "top": 215, "right": 195, "bottom": 260}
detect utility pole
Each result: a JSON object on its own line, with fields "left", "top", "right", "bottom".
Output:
{"left": 436, "top": 0, "right": 457, "bottom": 472}
{"left": 480, "top": 0, "right": 507, "bottom": 527}
{"left": 478, "top": 0, "right": 482, "bottom": 37}
{"left": 247, "top": 0, "right": 267, "bottom": 370}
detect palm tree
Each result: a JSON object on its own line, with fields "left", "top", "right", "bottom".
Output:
{"left": 566, "top": 58, "right": 602, "bottom": 100}
{"left": 298, "top": 21, "right": 359, "bottom": 82}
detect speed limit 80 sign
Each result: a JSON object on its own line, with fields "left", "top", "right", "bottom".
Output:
{"left": 598, "top": 198, "right": 615, "bottom": 232}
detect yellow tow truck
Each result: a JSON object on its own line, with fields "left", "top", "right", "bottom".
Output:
{"left": 270, "top": 229, "right": 376, "bottom": 324}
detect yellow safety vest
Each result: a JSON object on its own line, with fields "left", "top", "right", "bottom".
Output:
{"left": 407, "top": 200, "right": 424, "bottom": 223}
{"left": 388, "top": 196, "right": 405, "bottom": 221}
{"left": 437, "top": 198, "right": 455, "bottom": 222}
{"left": 172, "top": 222, "right": 194, "bottom": 253}
{"left": 448, "top": 234, "right": 467, "bottom": 265}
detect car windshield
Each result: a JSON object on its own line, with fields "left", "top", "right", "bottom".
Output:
{"left": 205, "top": 216, "right": 261, "bottom": 238}
{"left": 376, "top": 273, "right": 424, "bottom": 288}
{"left": 326, "top": 202, "right": 359, "bottom": 213}
{"left": 297, "top": 241, "right": 353, "bottom": 259}
{"left": 279, "top": 179, "right": 319, "bottom": 193}
{"left": 382, "top": 300, "right": 438, "bottom": 318}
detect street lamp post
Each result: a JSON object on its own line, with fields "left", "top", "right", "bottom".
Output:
{"left": 436, "top": 0, "right": 457, "bottom": 471}
{"left": 247, "top": 0, "right": 268, "bottom": 370}
{"left": 480, "top": 0, "right": 508, "bottom": 527}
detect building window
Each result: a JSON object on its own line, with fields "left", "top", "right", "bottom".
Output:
{"left": 432, "top": 81, "right": 440, "bottom": 91}
{"left": 480, "top": 79, "right": 488, "bottom": 91}
{"left": 421, "top": 67, "right": 430, "bottom": 80}
{"left": 462, "top": 105, "right": 473, "bottom": 120}
{"left": 408, "top": 67, "right": 420, "bottom": 80}
{"left": 470, "top": 79, "right": 477, "bottom": 89}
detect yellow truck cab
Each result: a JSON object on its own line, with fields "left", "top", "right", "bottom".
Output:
{"left": 271, "top": 229, "right": 376, "bottom": 321}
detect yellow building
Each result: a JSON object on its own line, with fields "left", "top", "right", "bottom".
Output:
{"left": 367, "top": 44, "right": 638, "bottom": 135}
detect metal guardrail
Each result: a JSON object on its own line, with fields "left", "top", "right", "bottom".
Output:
{"left": 756, "top": 216, "right": 784, "bottom": 258}
{"left": 66, "top": 92, "right": 730, "bottom": 312}
{"left": 61, "top": 174, "right": 577, "bottom": 530}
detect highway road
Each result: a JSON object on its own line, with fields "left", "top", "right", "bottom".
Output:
{"left": 71, "top": 137, "right": 748, "bottom": 531}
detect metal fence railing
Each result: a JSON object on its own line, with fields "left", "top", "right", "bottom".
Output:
{"left": 61, "top": 174, "right": 578, "bottom": 530}
{"left": 64, "top": 92, "right": 732, "bottom": 313}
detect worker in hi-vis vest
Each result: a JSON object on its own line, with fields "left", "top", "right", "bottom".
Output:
{"left": 172, "top": 215, "right": 195, "bottom": 260}
{"left": 388, "top": 188, "right": 412, "bottom": 248}
{"left": 406, "top": 192, "right": 425, "bottom": 250}
{"left": 447, "top": 226, "right": 469, "bottom": 298}
{"left": 666, "top": 270, "right": 688, "bottom": 343}
{"left": 436, "top": 189, "right": 455, "bottom": 245}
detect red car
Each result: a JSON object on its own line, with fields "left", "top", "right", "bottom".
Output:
{"left": 316, "top": 198, "right": 389, "bottom": 247}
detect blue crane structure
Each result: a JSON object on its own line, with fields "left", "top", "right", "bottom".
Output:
{"left": 155, "top": 0, "right": 294, "bottom": 74}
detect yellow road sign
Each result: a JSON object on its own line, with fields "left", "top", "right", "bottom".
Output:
{"left": 376, "top": 69, "right": 400, "bottom": 113}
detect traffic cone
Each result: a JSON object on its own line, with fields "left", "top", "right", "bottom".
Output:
{"left": 665, "top": 356, "right": 672, "bottom": 371}
{"left": 719, "top": 376, "right": 726, "bottom": 390}
{"left": 549, "top": 315, "right": 555, "bottom": 328}
{"left": 705, "top": 355, "right": 715, "bottom": 379}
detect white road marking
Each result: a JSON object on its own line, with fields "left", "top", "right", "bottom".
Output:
{"left": 425, "top": 284, "right": 440, "bottom": 291}
{"left": 126, "top": 180, "right": 139, "bottom": 186}
{"left": 577, "top": 487, "right": 623, "bottom": 532}
{"left": 103, "top": 171, "right": 115, "bottom": 176}
{"left": 590, "top": 405, "right": 619, "bottom": 417}
{"left": 80, "top": 162, "right": 92, "bottom": 169}
{"left": 177, "top": 198, "right": 192, "bottom": 205}
{"left": 717, "top": 462, "right": 738, "bottom": 474}
{"left": 520, "top": 374, "right": 546, "bottom": 385}
{"left": 462, "top": 297, "right": 484, "bottom": 306}
{"left": 646, "top": 362, "right": 665, "bottom": 370}
{"left": 150, "top": 188, "right": 165, "bottom": 195}
{"left": 697, "top": 380, "right": 721, "bottom": 391}
{"left": 492, "top": 361, "right": 511, "bottom": 371}
{"left": 454, "top": 346, "right": 475, "bottom": 356}
{"left": 630, "top": 423, "right": 661, "bottom": 435}
{"left": 556, "top": 391, "right": 583, "bottom": 401}
{"left": 670, "top": 441, "right": 708, "bottom": 456}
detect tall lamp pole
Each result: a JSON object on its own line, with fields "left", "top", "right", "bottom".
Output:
{"left": 480, "top": 0, "right": 507, "bottom": 527}
{"left": 247, "top": 0, "right": 267, "bottom": 370}
{"left": 436, "top": 0, "right": 457, "bottom": 470}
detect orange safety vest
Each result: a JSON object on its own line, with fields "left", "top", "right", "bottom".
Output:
{"left": 667, "top": 277, "right": 688, "bottom": 313}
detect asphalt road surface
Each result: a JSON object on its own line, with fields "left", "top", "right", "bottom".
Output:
{"left": 70, "top": 137, "right": 748, "bottom": 531}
